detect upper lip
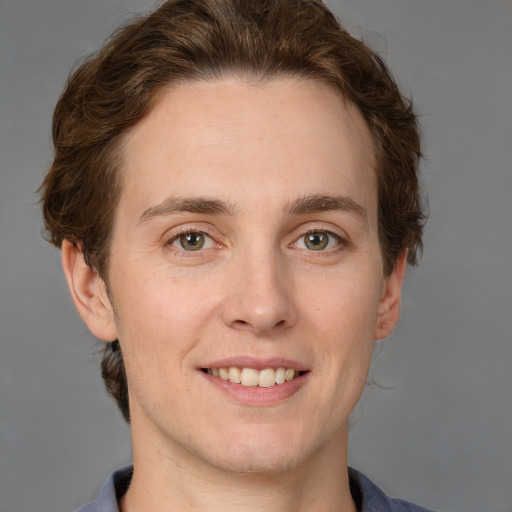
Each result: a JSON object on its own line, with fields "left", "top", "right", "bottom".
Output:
{"left": 201, "top": 356, "right": 309, "bottom": 372}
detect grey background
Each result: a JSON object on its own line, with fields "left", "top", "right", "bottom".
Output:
{"left": 1, "top": 0, "right": 511, "bottom": 511}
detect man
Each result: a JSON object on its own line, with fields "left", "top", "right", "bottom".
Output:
{"left": 40, "top": 0, "right": 431, "bottom": 510}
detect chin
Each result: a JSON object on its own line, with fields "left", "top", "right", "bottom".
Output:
{"left": 204, "top": 431, "right": 311, "bottom": 476}
{"left": 211, "top": 450, "right": 303, "bottom": 476}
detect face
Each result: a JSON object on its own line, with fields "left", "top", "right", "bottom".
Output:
{"left": 73, "top": 78, "right": 404, "bottom": 475}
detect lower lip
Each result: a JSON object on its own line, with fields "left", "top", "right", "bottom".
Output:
{"left": 199, "top": 371, "right": 310, "bottom": 406}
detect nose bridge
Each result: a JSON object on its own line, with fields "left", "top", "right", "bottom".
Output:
{"left": 222, "top": 237, "right": 296, "bottom": 335}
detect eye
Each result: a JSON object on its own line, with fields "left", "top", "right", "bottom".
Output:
{"left": 171, "top": 231, "right": 214, "bottom": 251}
{"left": 295, "top": 230, "right": 342, "bottom": 251}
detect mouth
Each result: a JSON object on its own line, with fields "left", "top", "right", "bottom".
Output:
{"left": 201, "top": 367, "right": 307, "bottom": 388}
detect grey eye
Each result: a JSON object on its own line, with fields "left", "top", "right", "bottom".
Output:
{"left": 177, "top": 232, "right": 205, "bottom": 251}
{"left": 303, "top": 232, "right": 329, "bottom": 250}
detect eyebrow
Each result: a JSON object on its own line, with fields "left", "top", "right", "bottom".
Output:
{"left": 138, "top": 193, "right": 368, "bottom": 225}
{"left": 138, "top": 196, "right": 234, "bottom": 225}
{"left": 286, "top": 194, "right": 368, "bottom": 223}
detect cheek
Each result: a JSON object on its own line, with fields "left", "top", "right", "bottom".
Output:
{"left": 109, "top": 274, "right": 208, "bottom": 410}
{"left": 300, "top": 266, "right": 382, "bottom": 388}
{"left": 110, "top": 266, "right": 222, "bottom": 369}
{"left": 300, "top": 266, "right": 383, "bottom": 336}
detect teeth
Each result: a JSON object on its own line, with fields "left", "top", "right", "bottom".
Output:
{"left": 258, "top": 368, "right": 276, "bottom": 388}
{"left": 228, "top": 367, "right": 241, "bottom": 383}
{"left": 285, "top": 369, "right": 295, "bottom": 382}
{"left": 207, "top": 366, "right": 301, "bottom": 387}
{"left": 275, "top": 367, "right": 286, "bottom": 385}
{"left": 240, "top": 368, "right": 259, "bottom": 386}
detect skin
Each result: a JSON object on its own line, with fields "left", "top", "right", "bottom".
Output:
{"left": 63, "top": 78, "right": 406, "bottom": 512}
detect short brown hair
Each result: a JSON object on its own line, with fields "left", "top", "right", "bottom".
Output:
{"left": 40, "top": 0, "right": 426, "bottom": 422}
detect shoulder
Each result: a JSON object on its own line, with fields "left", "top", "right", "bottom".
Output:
{"left": 73, "top": 466, "right": 133, "bottom": 512}
{"left": 349, "top": 468, "right": 438, "bottom": 512}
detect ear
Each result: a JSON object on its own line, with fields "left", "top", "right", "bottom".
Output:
{"left": 61, "top": 240, "right": 118, "bottom": 342}
{"left": 374, "top": 250, "right": 407, "bottom": 340}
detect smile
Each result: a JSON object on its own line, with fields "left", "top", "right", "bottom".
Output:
{"left": 202, "top": 367, "right": 304, "bottom": 388}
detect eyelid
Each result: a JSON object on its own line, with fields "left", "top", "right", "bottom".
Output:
{"left": 164, "top": 224, "right": 222, "bottom": 254}
{"left": 291, "top": 225, "right": 349, "bottom": 251}
{"left": 162, "top": 223, "right": 349, "bottom": 254}
{"left": 171, "top": 231, "right": 215, "bottom": 250}
{"left": 164, "top": 223, "right": 217, "bottom": 241}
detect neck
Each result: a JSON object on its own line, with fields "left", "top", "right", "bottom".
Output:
{"left": 121, "top": 420, "right": 356, "bottom": 512}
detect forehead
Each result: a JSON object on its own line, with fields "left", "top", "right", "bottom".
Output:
{"left": 117, "top": 78, "right": 377, "bottom": 221}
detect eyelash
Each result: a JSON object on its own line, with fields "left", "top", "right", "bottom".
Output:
{"left": 165, "top": 226, "right": 348, "bottom": 257}
{"left": 165, "top": 227, "right": 218, "bottom": 257}
{"left": 292, "top": 228, "right": 348, "bottom": 253}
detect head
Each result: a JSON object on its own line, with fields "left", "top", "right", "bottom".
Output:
{"left": 41, "top": 0, "right": 424, "bottom": 426}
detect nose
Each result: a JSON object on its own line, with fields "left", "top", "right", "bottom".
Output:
{"left": 221, "top": 245, "right": 298, "bottom": 336}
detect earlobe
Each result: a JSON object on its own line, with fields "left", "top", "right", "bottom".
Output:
{"left": 61, "top": 240, "right": 118, "bottom": 342}
{"left": 374, "top": 251, "right": 407, "bottom": 340}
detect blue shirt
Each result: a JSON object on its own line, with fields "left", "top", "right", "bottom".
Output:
{"left": 75, "top": 465, "right": 436, "bottom": 512}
